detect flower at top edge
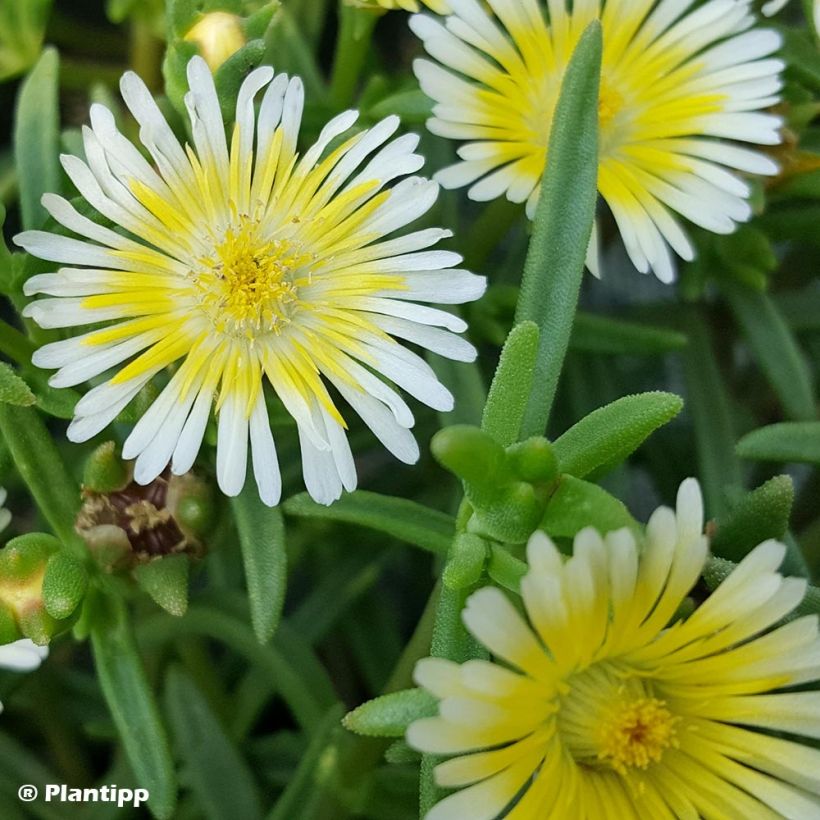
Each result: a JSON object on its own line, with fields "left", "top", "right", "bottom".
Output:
{"left": 16, "top": 57, "right": 486, "bottom": 507}
{"left": 407, "top": 479, "right": 820, "bottom": 819}
{"left": 411, "top": 0, "right": 785, "bottom": 283}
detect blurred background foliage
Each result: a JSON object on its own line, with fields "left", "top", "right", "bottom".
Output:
{"left": 0, "top": 1, "right": 820, "bottom": 818}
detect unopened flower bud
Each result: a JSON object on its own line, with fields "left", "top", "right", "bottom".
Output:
{"left": 184, "top": 11, "right": 246, "bottom": 72}
{"left": 0, "top": 534, "right": 65, "bottom": 645}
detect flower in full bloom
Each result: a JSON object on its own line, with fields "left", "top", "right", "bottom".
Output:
{"left": 411, "top": 0, "right": 785, "bottom": 282}
{"left": 0, "top": 639, "right": 49, "bottom": 714}
{"left": 17, "top": 57, "right": 485, "bottom": 507}
{"left": 407, "top": 480, "right": 820, "bottom": 818}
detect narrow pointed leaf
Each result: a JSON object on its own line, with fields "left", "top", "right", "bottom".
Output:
{"left": 14, "top": 47, "right": 60, "bottom": 230}
{"left": 737, "top": 422, "right": 820, "bottom": 465}
{"left": 515, "top": 22, "right": 602, "bottom": 437}
{"left": 724, "top": 282, "right": 815, "bottom": 422}
{"left": 90, "top": 593, "right": 176, "bottom": 819}
{"left": 482, "top": 321, "right": 539, "bottom": 447}
{"left": 134, "top": 555, "right": 190, "bottom": 618}
{"left": 343, "top": 689, "right": 437, "bottom": 739}
{"left": 553, "top": 392, "right": 684, "bottom": 479}
{"left": 165, "top": 668, "right": 263, "bottom": 820}
{"left": 231, "top": 484, "right": 287, "bottom": 644}
{"left": 283, "top": 491, "right": 454, "bottom": 555}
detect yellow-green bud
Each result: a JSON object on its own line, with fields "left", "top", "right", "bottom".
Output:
{"left": 184, "top": 11, "right": 246, "bottom": 72}
{"left": 0, "top": 534, "right": 65, "bottom": 645}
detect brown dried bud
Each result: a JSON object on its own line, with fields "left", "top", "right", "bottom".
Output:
{"left": 76, "top": 471, "right": 206, "bottom": 570}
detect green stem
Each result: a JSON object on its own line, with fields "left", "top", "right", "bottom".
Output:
{"left": 0, "top": 318, "right": 36, "bottom": 365}
{"left": 0, "top": 404, "right": 86, "bottom": 557}
{"left": 329, "top": 5, "right": 380, "bottom": 110}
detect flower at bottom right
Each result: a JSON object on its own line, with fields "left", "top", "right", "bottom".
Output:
{"left": 407, "top": 479, "right": 820, "bottom": 819}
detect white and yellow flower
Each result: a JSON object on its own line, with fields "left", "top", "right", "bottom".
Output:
{"left": 351, "top": 0, "right": 450, "bottom": 13}
{"left": 411, "top": 0, "right": 785, "bottom": 282}
{"left": 408, "top": 480, "right": 820, "bottom": 818}
{"left": 16, "top": 57, "right": 485, "bottom": 507}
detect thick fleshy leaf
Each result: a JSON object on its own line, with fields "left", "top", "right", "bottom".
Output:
{"left": 737, "top": 422, "right": 820, "bottom": 465}
{"left": 343, "top": 689, "right": 438, "bottom": 739}
{"left": 481, "top": 321, "right": 539, "bottom": 448}
{"left": 515, "top": 22, "right": 602, "bottom": 437}
{"left": 711, "top": 476, "right": 794, "bottom": 564}
{"left": 554, "top": 392, "right": 683, "bottom": 479}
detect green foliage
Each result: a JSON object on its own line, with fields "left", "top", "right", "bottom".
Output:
{"left": 41, "top": 551, "right": 88, "bottom": 620}
{"left": 134, "top": 555, "right": 190, "bottom": 617}
{"left": 284, "top": 491, "right": 455, "bottom": 555}
{"left": 165, "top": 667, "right": 263, "bottom": 820}
{"left": 515, "top": 22, "right": 602, "bottom": 437}
{"left": 90, "top": 592, "right": 177, "bottom": 819}
{"left": 737, "top": 422, "right": 820, "bottom": 465}
{"left": 481, "top": 321, "right": 539, "bottom": 448}
{"left": 0, "top": 0, "right": 51, "bottom": 81}
{"left": 553, "top": 392, "right": 684, "bottom": 479}
{"left": 343, "top": 689, "right": 437, "bottom": 738}
{"left": 13, "top": 47, "right": 60, "bottom": 231}
{"left": 541, "top": 475, "right": 639, "bottom": 540}
{"left": 0, "top": 362, "right": 36, "bottom": 407}
{"left": 231, "top": 485, "right": 287, "bottom": 643}
{"left": 711, "top": 476, "right": 794, "bottom": 564}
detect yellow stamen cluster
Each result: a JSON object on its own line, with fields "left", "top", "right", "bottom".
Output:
{"left": 597, "top": 695, "right": 679, "bottom": 774}
{"left": 193, "top": 219, "right": 309, "bottom": 339}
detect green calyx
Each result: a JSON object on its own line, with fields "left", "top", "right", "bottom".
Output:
{"left": 0, "top": 532, "right": 84, "bottom": 644}
{"left": 82, "top": 441, "right": 130, "bottom": 494}
{"left": 432, "top": 426, "right": 559, "bottom": 544}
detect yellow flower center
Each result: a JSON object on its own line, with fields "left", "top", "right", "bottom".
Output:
{"left": 597, "top": 696, "right": 678, "bottom": 775}
{"left": 557, "top": 666, "right": 678, "bottom": 775}
{"left": 193, "top": 219, "right": 310, "bottom": 339}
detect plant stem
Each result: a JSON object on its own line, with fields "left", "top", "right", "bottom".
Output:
{"left": 0, "top": 403, "right": 86, "bottom": 558}
{"left": 0, "top": 318, "right": 36, "bottom": 365}
{"left": 329, "top": 5, "right": 379, "bottom": 110}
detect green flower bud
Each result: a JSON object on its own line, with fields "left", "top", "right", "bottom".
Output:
{"left": 83, "top": 441, "right": 130, "bottom": 494}
{"left": 0, "top": 533, "right": 70, "bottom": 645}
{"left": 506, "top": 437, "right": 559, "bottom": 485}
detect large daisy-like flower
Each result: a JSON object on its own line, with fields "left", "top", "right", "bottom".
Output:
{"left": 16, "top": 57, "right": 485, "bottom": 506}
{"left": 411, "top": 0, "right": 784, "bottom": 282}
{"left": 408, "top": 480, "right": 820, "bottom": 818}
